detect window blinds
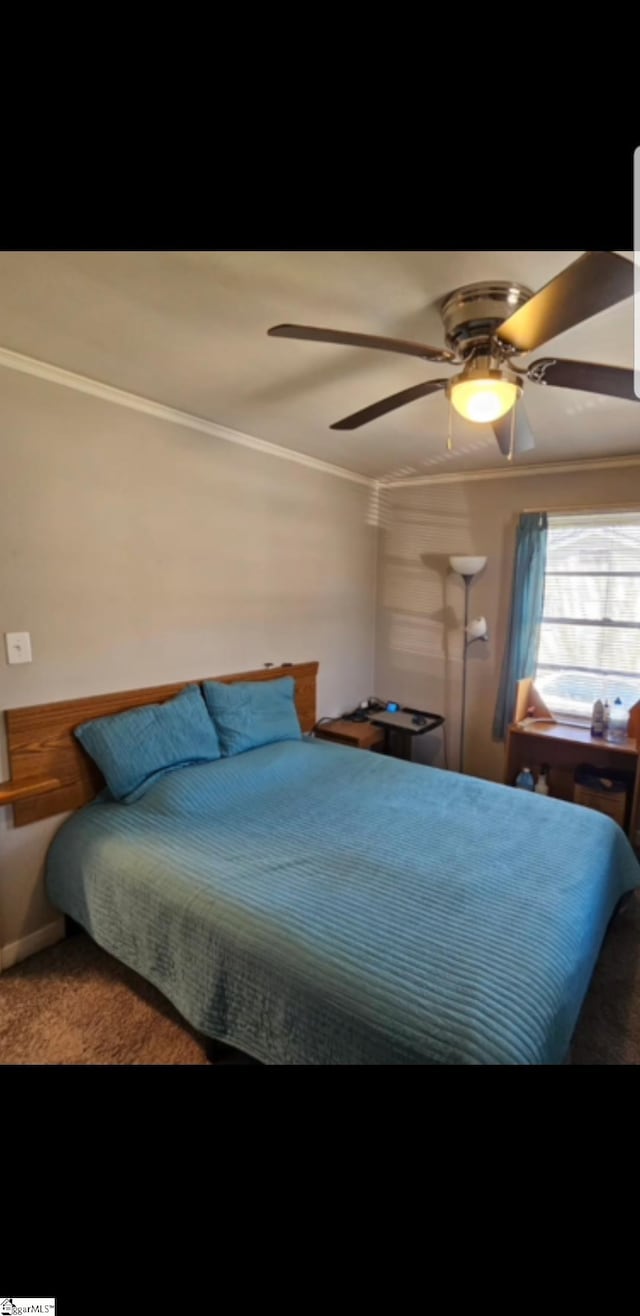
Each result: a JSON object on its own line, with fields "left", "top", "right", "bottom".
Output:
{"left": 535, "top": 510, "right": 640, "bottom": 716}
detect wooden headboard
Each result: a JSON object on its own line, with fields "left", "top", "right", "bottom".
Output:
{"left": 2, "top": 661, "right": 318, "bottom": 828}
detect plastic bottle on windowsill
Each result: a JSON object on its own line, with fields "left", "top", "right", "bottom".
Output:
{"left": 591, "top": 699, "right": 604, "bottom": 738}
{"left": 602, "top": 700, "right": 610, "bottom": 737}
{"left": 607, "top": 698, "right": 629, "bottom": 743}
{"left": 515, "top": 766, "right": 535, "bottom": 790}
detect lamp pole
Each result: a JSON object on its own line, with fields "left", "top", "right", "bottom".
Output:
{"left": 448, "top": 556, "right": 488, "bottom": 775}
{"left": 459, "top": 574, "right": 472, "bottom": 774}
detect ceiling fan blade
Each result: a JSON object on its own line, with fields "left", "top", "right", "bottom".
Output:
{"left": 268, "top": 323, "right": 456, "bottom": 364}
{"left": 492, "top": 403, "right": 536, "bottom": 457}
{"left": 330, "top": 379, "right": 448, "bottom": 431}
{"left": 528, "top": 357, "right": 638, "bottom": 401}
{"left": 496, "top": 252, "right": 634, "bottom": 353}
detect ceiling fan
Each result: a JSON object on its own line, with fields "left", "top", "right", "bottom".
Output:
{"left": 267, "top": 251, "right": 638, "bottom": 459}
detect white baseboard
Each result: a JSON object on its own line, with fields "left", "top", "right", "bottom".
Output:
{"left": 0, "top": 917, "right": 66, "bottom": 972}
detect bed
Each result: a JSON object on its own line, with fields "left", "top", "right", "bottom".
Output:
{"left": 5, "top": 662, "right": 640, "bottom": 1064}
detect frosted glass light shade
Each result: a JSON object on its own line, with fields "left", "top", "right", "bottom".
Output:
{"left": 450, "top": 377, "right": 520, "bottom": 423}
{"left": 466, "top": 616, "right": 488, "bottom": 640}
{"left": 449, "top": 555, "right": 487, "bottom": 577}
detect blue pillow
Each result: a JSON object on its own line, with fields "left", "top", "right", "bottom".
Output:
{"left": 202, "top": 676, "right": 302, "bottom": 756}
{"left": 74, "top": 683, "right": 222, "bottom": 802}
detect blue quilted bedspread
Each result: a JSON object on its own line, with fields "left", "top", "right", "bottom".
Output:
{"left": 45, "top": 739, "right": 640, "bottom": 1064}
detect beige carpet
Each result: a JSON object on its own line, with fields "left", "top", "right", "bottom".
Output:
{"left": 1, "top": 895, "right": 639, "bottom": 1064}
{"left": 0, "top": 931, "right": 210, "bottom": 1064}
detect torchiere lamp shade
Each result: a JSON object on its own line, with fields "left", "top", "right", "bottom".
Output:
{"left": 449, "top": 555, "right": 487, "bottom": 578}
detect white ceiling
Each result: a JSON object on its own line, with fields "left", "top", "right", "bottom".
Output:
{"left": 0, "top": 249, "right": 637, "bottom": 480}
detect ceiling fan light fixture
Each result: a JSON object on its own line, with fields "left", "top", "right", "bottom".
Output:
{"left": 269, "top": 254, "right": 637, "bottom": 443}
{"left": 448, "top": 366, "right": 521, "bottom": 425}
{"left": 450, "top": 377, "right": 520, "bottom": 424}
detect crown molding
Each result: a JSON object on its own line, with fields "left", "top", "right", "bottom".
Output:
{"left": 0, "top": 344, "right": 373, "bottom": 488}
{"left": 1, "top": 341, "right": 637, "bottom": 493}
{"left": 379, "top": 453, "right": 640, "bottom": 488}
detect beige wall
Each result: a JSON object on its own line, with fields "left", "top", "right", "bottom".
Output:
{"left": 375, "top": 465, "right": 640, "bottom": 780}
{"left": 0, "top": 369, "right": 377, "bottom": 957}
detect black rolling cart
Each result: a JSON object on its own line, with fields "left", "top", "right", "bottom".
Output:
{"left": 368, "top": 707, "right": 445, "bottom": 763}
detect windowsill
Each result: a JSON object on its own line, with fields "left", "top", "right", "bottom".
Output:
{"left": 547, "top": 714, "right": 592, "bottom": 728}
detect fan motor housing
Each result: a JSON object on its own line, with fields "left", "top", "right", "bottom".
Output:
{"left": 441, "top": 281, "right": 533, "bottom": 356}
{"left": 445, "top": 354, "right": 522, "bottom": 395}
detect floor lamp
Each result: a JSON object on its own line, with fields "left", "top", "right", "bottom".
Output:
{"left": 449, "top": 555, "right": 488, "bottom": 773}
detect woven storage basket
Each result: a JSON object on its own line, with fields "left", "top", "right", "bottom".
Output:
{"left": 573, "top": 780, "right": 627, "bottom": 826}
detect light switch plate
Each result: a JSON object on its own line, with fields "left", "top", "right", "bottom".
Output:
{"left": 5, "top": 632, "right": 32, "bottom": 664}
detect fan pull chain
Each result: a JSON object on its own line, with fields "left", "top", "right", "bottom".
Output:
{"left": 447, "top": 396, "right": 453, "bottom": 452}
{"left": 508, "top": 405, "right": 515, "bottom": 462}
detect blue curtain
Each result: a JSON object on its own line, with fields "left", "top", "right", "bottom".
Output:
{"left": 492, "top": 512, "right": 548, "bottom": 741}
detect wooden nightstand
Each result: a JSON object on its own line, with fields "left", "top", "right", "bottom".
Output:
{"left": 314, "top": 719, "right": 385, "bottom": 752}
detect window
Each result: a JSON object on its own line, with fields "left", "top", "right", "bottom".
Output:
{"left": 534, "top": 511, "right": 640, "bottom": 721}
